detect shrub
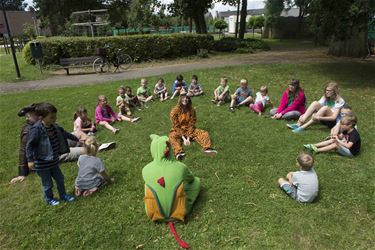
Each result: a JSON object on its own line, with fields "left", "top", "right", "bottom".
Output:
{"left": 213, "top": 37, "right": 270, "bottom": 52}
{"left": 23, "top": 34, "right": 214, "bottom": 65}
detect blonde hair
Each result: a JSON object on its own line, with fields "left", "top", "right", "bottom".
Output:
{"left": 297, "top": 153, "right": 314, "bottom": 171}
{"left": 341, "top": 115, "right": 357, "bottom": 126}
{"left": 260, "top": 85, "right": 268, "bottom": 94}
{"left": 118, "top": 85, "right": 125, "bottom": 91}
{"left": 141, "top": 78, "right": 147, "bottom": 84}
{"left": 98, "top": 95, "right": 107, "bottom": 104}
{"left": 325, "top": 82, "right": 339, "bottom": 95}
{"left": 84, "top": 136, "right": 99, "bottom": 156}
{"left": 221, "top": 77, "right": 228, "bottom": 83}
{"left": 240, "top": 79, "right": 248, "bottom": 84}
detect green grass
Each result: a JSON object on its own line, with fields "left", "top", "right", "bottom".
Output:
{"left": 0, "top": 62, "right": 374, "bottom": 249}
{"left": 0, "top": 52, "right": 50, "bottom": 83}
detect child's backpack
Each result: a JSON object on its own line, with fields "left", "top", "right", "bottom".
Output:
{"left": 142, "top": 135, "right": 200, "bottom": 249}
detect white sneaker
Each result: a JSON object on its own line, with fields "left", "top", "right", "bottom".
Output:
{"left": 204, "top": 148, "right": 217, "bottom": 157}
{"left": 175, "top": 152, "right": 186, "bottom": 160}
{"left": 132, "top": 117, "right": 140, "bottom": 123}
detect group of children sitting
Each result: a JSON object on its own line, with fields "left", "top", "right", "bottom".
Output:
{"left": 12, "top": 75, "right": 361, "bottom": 206}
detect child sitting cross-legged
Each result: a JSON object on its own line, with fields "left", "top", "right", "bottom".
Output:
{"left": 304, "top": 115, "right": 361, "bottom": 157}
{"left": 249, "top": 85, "right": 271, "bottom": 116}
{"left": 278, "top": 153, "right": 319, "bottom": 203}
{"left": 75, "top": 136, "right": 114, "bottom": 197}
{"left": 212, "top": 76, "right": 230, "bottom": 106}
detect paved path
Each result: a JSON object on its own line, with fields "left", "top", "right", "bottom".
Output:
{"left": 1, "top": 48, "right": 373, "bottom": 94}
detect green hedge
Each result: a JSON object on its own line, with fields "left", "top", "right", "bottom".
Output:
{"left": 23, "top": 34, "right": 214, "bottom": 65}
{"left": 213, "top": 37, "right": 270, "bottom": 52}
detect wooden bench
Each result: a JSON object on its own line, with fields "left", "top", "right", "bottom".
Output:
{"left": 59, "top": 56, "right": 99, "bottom": 75}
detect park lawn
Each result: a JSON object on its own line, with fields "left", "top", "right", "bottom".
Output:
{"left": 0, "top": 62, "right": 374, "bottom": 249}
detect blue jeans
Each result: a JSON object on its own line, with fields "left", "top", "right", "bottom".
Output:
{"left": 36, "top": 165, "right": 66, "bottom": 201}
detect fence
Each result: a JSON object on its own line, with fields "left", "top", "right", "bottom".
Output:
{"left": 0, "top": 36, "right": 29, "bottom": 54}
{"left": 112, "top": 25, "right": 216, "bottom": 36}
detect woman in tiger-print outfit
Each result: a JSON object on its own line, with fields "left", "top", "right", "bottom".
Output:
{"left": 169, "top": 91, "right": 217, "bottom": 160}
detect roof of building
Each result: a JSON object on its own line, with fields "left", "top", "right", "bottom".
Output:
{"left": 218, "top": 9, "right": 265, "bottom": 18}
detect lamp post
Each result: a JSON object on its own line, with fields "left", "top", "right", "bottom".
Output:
{"left": 1, "top": 6, "right": 21, "bottom": 79}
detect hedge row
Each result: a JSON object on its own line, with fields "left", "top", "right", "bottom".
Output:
{"left": 23, "top": 34, "right": 214, "bottom": 65}
{"left": 213, "top": 37, "right": 270, "bottom": 52}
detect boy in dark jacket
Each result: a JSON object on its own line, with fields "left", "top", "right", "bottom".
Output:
{"left": 26, "top": 103, "right": 77, "bottom": 205}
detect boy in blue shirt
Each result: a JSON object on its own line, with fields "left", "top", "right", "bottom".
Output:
{"left": 187, "top": 75, "right": 203, "bottom": 97}
{"left": 26, "top": 103, "right": 77, "bottom": 205}
{"left": 229, "top": 79, "right": 253, "bottom": 112}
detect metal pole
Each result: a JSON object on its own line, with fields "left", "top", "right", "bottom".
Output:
{"left": 2, "top": 8, "right": 21, "bottom": 79}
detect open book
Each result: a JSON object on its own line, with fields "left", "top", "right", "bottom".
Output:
{"left": 98, "top": 142, "right": 116, "bottom": 151}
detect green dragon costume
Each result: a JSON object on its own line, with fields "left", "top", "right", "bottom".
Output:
{"left": 142, "top": 134, "right": 200, "bottom": 248}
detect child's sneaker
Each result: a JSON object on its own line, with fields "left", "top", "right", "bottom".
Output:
{"left": 229, "top": 107, "right": 235, "bottom": 112}
{"left": 131, "top": 117, "right": 140, "bottom": 123}
{"left": 204, "top": 148, "right": 217, "bottom": 157}
{"left": 292, "top": 127, "right": 304, "bottom": 133}
{"left": 286, "top": 123, "right": 299, "bottom": 129}
{"left": 304, "top": 144, "right": 318, "bottom": 153}
{"left": 175, "top": 152, "right": 186, "bottom": 161}
{"left": 211, "top": 99, "right": 217, "bottom": 104}
{"left": 61, "top": 194, "right": 75, "bottom": 202}
{"left": 47, "top": 198, "right": 60, "bottom": 206}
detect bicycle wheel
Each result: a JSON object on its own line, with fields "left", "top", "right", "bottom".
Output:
{"left": 93, "top": 58, "right": 110, "bottom": 73}
{"left": 116, "top": 53, "right": 132, "bottom": 71}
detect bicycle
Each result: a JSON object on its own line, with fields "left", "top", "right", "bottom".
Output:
{"left": 93, "top": 45, "right": 133, "bottom": 73}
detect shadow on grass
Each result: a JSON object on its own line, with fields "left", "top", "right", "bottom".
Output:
{"left": 310, "top": 62, "right": 375, "bottom": 89}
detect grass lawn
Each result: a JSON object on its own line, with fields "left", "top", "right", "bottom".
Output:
{"left": 0, "top": 52, "right": 51, "bottom": 83}
{"left": 0, "top": 62, "right": 374, "bottom": 249}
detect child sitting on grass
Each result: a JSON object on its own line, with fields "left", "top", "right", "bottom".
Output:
{"left": 137, "top": 79, "right": 153, "bottom": 108}
{"left": 249, "top": 85, "right": 271, "bottom": 116}
{"left": 116, "top": 86, "right": 132, "bottom": 116}
{"left": 187, "top": 75, "right": 203, "bottom": 97}
{"left": 278, "top": 153, "right": 319, "bottom": 203}
{"left": 73, "top": 106, "right": 96, "bottom": 141}
{"left": 95, "top": 95, "right": 139, "bottom": 134}
{"left": 125, "top": 86, "right": 142, "bottom": 110}
{"left": 75, "top": 136, "right": 114, "bottom": 197}
{"left": 212, "top": 77, "right": 230, "bottom": 106}
{"left": 154, "top": 78, "right": 169, "bottom": 101}
{"left": 304, "top": 115, "right": 361, "bottom": 157}
{"left": 229, "top": 79, "right": 253, "bottom": 112}
{"left": 26, "top": 103, "right": 77, "bottom": 205}
{"left": 171, "top": 74, "right": 187, "bottom": 99}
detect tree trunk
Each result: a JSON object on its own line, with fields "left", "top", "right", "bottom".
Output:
{"left": 328, "top": 22, "right": 368, "bottom": 57}
{"left": 193, "top": 10, "right": 207, "bottom": 34}
{"left": 189, "top": 17, "right": 192, "bottom": 33}
{"left": 235, "top": 0, "right": 240, "bottom": 38}
{"left": 238, "top": 0, "right": 247, "bottom": 39}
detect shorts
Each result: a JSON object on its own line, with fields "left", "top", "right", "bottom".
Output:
{"left": 321, "top": 120, "right": 337, "bottom": 129}
{"left": 337, "top": 145, "right": 353, "bottom": 157}
{"left": 280, "top": 182, "right": 297, "bottom": 200}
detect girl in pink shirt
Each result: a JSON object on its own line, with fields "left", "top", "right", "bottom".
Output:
{"left": 73, "top": 106, "right": 96, "bottom": 141}
{"left": 95, "top": 95, "right": 122, "bottom": 134}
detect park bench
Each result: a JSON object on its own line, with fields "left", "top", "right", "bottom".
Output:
{"left": 59, "top": 56, "right": 98, "bottom": 75}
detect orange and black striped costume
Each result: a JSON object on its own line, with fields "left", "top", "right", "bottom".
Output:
{"left": 169, "top": 105, "right": 212, "bottom": 155}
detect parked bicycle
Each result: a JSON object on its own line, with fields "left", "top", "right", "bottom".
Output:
{"left": 93, "top": 45, "right": 133, "bottom": 73}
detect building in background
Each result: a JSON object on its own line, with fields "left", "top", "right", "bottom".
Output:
{"left": 0, "top": 10, "right": 39, "bottom": 37}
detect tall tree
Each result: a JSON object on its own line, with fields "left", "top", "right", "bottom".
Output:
{"left": 127, "top": 0, "right": 160, "bottom": 32}
{"left": 33, "top": 0, "right": 105, "bottom": 35}
{"left": 310, "top": 0, "right": 375, "bottom": 57}
{"left": 169, "top": 0, "right": 213, "bottom": 34}
{"left": 106, "top": 0, "right": 132, "bottom": 29}
{"left": 1, "top": 0, "right": 27, "bottom": 10}
{"left": 238, "top": 0, "right": 247, "bottom": 39}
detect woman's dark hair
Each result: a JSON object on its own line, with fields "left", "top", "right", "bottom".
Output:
{"left": 178, "top": 95, "right": 192, "bottom": 112}
{"left": 289, "top": 79, "right": 301, "bottom": 98}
